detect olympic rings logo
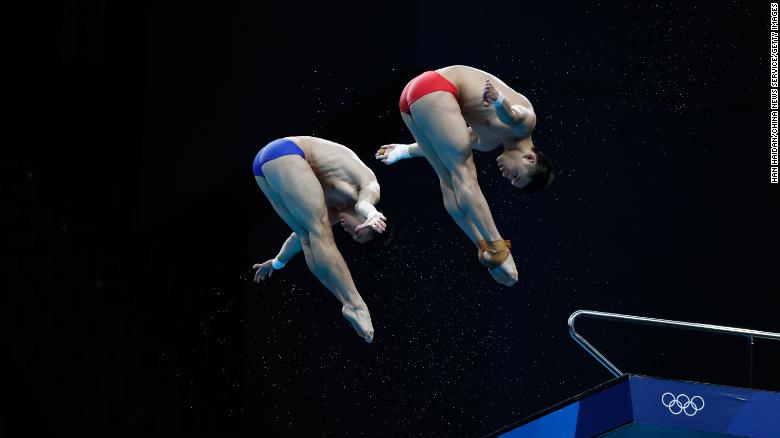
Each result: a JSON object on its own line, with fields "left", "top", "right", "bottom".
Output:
{"left": 661, "top": 392, "right": 705, "bottom": 416}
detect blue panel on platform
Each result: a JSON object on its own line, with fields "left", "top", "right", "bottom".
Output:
{"left": 575, "top": 380, "right": 633, "bottom": 438}
{"left": 499, "top": 401, "right": 579, "bottom": 437}
{"left": 629, "top": 376, "right": 780, "bottom": 437}
{"left": 605, "top": 423, "right": 741, "bottom": 437}
{"left": 487, "top": 375, "right": 780, "bottom": 438}
{"left": 727, "top": 392, "right": 780, "bottom": 438}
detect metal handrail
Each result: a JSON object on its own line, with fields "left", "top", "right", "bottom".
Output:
{"left": 568, "top": 310, "right": 780, "bottom": 386}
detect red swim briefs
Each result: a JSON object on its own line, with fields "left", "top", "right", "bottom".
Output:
{"left": 398, "top": 71, "right": 459, "bottom": 114}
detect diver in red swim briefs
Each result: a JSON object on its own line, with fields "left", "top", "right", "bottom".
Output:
{"left": 376, "top": 65, "right": 554, "bottom": 286}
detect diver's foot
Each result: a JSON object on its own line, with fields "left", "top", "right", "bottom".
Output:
{"left": 487, "top": 251, "right": 518, "bottom": 286}
{"left": 342, "top": 304, "right": 374, "bottom": 343}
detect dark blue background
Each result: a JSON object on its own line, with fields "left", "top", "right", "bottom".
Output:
{"left": 10, "top": 0, "right": 779, "bottom": 436}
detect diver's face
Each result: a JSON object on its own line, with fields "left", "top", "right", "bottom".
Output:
{"left": 497, "top": 150, "right": 537, "bottom": 189}
{"left": 339, "top": 212, "right": 375, "bottom": 244}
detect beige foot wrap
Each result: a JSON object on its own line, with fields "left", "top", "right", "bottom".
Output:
{"left": 477, "top": 239, "right": 512, "bottom": 269}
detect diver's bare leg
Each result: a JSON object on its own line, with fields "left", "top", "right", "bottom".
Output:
{"left": 410, "top": 93, "right": 502, "bottom": 241}
{"left": 400, "top": 113, "right": 484, "bottom": 245}
{"left": 408, "top": 93, "right": 518, "bottom": 286}
{"left": 256, "top": 176, "right": 336, "bottom": 293}
{"left": 258, "top": 157, "right": 374, "bottom": 342}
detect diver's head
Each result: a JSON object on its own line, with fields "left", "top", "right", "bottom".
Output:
{"left": 338, "top": 210, "right": 395, "bottom": 246}
{"left": 496, "top": 146, "right": 554, "bottom": 193}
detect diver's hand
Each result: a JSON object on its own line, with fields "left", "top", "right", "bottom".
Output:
{"left": 482, "top": 79, "right": 500, "bottom": 107}
{"left": 375, "top": 144, "right": 411, "bottom": 165}
{"left": 252, "top": 260, "right": 275, "bottom": 283}
{"left": 355, "top": 212, "right": 386, "bottom": 233}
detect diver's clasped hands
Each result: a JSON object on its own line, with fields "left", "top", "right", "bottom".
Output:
{"left": 356, "top": 211, "right": 386, "bottom": 234}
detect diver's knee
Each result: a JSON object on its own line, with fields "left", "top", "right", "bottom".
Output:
{"left": 307, "top": 230, "right": 338, "bottom": 254}
{"left": 305, "top": 219, "right": 333, "bottom": 241}
{"left": 443, "top": 130, "right": 471, "bottom": 152}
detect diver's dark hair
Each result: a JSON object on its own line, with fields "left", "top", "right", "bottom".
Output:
{"left": 521, "top": 148, "right": 554, "bottom": 194}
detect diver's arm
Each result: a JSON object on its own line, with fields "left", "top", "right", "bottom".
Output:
{"left": 354, "top": 180, "right": 382, "bottom": 219}
{"left": 495, "top": 97, "right": 531, "bottom": 126}
{"left": 354, "top": 181, "right": 386, "bottom": 233}
{"left": 375, "top": 143, "right": 423, "bottom": 164}
{"left": 252, "top": 232, "right": 302, "bottom": 283}
{"left": 274, "top": 232, "right": 302, "bottom": 265}
{"left": 482, "top": 80, "right": 535, "bottom": 127}
{"left": 377, "top": 127, "right": 480, "bottom": 160}
{"left": 409, "top": 143, "right": 425, "bottom": 157}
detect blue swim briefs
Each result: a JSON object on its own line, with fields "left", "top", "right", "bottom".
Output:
{"left": 252, "top": 138, "right": 305, "bottom": 177}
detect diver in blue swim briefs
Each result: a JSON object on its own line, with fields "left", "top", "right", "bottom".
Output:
{"left": 251, "top": 136, "right": 390, "bottom": 343}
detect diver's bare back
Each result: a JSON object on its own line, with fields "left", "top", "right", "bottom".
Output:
{"left": 290, "top": 136, "right": 376, "bottom": 223}
{"left": 437, "top": 65, "right": 535, "bottom": 149}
